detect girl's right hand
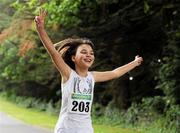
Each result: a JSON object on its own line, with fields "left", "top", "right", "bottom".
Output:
{"left": 34, "top": 8, "right": 47, "bottom": 30}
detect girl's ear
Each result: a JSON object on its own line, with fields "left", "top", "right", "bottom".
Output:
{"left": 71, "top": 55, "right": 75, "bottom": 62}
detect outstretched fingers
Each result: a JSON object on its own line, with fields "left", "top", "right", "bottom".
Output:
{"left": 34, "top": 8, "right": 47, "bottom": 29}
{"left": 39, "top": 8, "right": 47, "bottom": 19}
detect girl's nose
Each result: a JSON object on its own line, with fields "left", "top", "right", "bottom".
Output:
{"left": 86, "top": 53, "right": 93, "bottom": 57}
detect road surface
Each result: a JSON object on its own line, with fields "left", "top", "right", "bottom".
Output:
{"left": 0, "top": 112, "right": 53, "bottom": 133}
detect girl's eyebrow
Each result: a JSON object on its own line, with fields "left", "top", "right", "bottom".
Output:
{"left": 81, "top": 49, "right": 93, "bottom": 52}
{"left": 81, "top": 49, "right": 87, "bottom": 51}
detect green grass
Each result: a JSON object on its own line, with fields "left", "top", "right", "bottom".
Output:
{"left": 0, "top": 97, "right": 139, "bottom": 133}
{"left": 0, "top": 96, "right": 57, "bottom": 128}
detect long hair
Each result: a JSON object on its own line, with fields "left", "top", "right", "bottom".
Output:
{"left": 54, "top": 38, "right": 94, "bottom": 70}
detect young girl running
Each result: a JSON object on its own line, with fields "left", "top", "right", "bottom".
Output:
{"left": 35, "top": 9, "right": 143, "bottom": 133}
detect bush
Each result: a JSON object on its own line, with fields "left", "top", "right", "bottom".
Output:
{"left": 124, "top": 102, "right": 139, "bottom": 126}
{"left": 0, "top": 92, "right": 61, "bottom": 114}
{"left": 165, "top": 105, "right": 180, "bottom": 133}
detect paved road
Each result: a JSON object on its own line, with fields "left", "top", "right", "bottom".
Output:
{"left": 0, "top": 112, "right": 53, "bottom": 133}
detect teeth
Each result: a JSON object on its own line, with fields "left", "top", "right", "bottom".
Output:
{"left": 84, "top": 59, "right": 91, "bottom": 62}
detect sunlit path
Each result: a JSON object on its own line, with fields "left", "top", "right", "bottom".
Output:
{"left": 0, "top": 112, "right": 52, "bottom": 133}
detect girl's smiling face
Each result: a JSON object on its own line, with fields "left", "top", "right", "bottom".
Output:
{"left": 72, "top": 44, "right": 95, "bottom": 69}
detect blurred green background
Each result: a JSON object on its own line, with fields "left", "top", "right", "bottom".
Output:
{"left": 0, "top": 0, "right": 179, "bottom": 133}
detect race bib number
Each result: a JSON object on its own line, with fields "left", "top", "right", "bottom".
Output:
{"left": 69, "top": 93, "right": 92, "bottom": 115}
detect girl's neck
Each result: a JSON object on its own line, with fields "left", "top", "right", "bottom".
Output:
{"left": 75, "top": 67, "right": 88, "bottom": 77}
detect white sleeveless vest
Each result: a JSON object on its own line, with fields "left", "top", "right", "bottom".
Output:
{"left": 55, "top": 69, "right": 95, "bottom": 131}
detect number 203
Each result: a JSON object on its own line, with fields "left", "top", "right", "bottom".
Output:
{"left": 71, "top": 101, "right": 90, "bottom": 113}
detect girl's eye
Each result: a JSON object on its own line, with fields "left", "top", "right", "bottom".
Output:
{"left": 90, "top": 52, "right": 94, "bottom": 55}
{"left": 80, "top": 50, "right": 94, "bottom": 55}
{"left": 81, "top": 51, "right": 87, "bottom": 54}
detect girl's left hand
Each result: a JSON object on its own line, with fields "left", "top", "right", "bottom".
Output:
{"left": 134, "top": 55, "right": 143, "bottom": 66}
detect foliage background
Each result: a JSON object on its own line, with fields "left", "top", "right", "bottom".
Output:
{"left": 0, "top": 0, "right": 179, "bottom": 133}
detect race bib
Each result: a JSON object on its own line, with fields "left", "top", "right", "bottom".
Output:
{"left": 68, "top": 93, "right": 92, "bottom": 115}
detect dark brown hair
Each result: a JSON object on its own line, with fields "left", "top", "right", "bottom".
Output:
{"left": 54, "top": 38, "right": 94, "bottom": 70}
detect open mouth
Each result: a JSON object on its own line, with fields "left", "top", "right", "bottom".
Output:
{"left": 84, "top": 59, "right": 92, "bottom": 63}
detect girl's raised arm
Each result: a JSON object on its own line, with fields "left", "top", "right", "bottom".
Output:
{"left": 35, "top": 9, "right": 71, "bottom": 82}
{"left": 92, "top": 56, "right": 143, "bottom": 82}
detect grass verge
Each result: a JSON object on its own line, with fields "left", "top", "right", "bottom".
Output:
{"left": 0, "top": 96, "right": 139, "bottom": 133}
